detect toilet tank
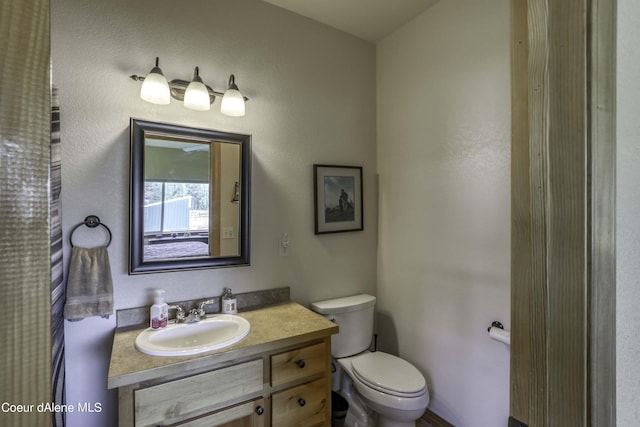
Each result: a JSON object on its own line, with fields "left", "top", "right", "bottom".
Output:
{"left": 310, "top": 294, "right": 376, "bottom": 358}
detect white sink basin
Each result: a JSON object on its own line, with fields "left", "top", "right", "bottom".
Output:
{"left": 135, "top": 314, "right": 251, "bottom": 357}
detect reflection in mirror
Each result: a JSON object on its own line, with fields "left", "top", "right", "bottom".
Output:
{"left": 130, "top": 119, "right": 250, "bottom": 273}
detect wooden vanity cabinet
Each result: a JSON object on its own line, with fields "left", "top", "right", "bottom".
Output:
{"left": 117, "top": 338, "right": 332, "bottom": 427}
{"left": 109, "top": 303, "right": 338, "bottom": 427}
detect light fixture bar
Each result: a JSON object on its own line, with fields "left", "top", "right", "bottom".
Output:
{"left": 129, "top": 75, "right": 250, "bottom": 102}
{"left": 131, "top": 59, "right": 248, "bottom": 116}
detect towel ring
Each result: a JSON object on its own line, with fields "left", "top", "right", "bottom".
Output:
{"left": 69, "top": 215, "right": 112, "bottom": 248}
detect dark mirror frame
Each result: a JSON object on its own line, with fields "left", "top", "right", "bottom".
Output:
{"left": 129, "top": 118, "right": 251, "bottom": 274}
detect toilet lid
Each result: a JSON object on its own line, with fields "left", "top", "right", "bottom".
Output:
{"left": 351, "top": 352, "right": 426, "bottom": 398}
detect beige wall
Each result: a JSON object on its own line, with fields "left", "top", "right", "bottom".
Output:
{"left": 617, "top": 0, "right": 640, "bottom": 423}
{"left": 376, "top": 1, "right": 511, "bottom": 425}
{"left": 52, "top": 0, "right": 376, "bottom": 425}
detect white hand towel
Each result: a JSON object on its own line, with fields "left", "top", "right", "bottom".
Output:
{"left": 63, "top": 246, "right": 114, "bottom": 321}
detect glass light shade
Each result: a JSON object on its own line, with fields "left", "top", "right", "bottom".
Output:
{"left": 140, "top": 69, "right": 170, "bottom": 105}
{"left": 221, "top": 75, "right": 245, "bottom": 117}
{"left": 221, "top": 88, "right": 245, "bottom": 117}
{"left": 183, "top": 69, "right": 211, "bottom": 111}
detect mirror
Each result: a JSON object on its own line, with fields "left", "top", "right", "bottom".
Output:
{"left": 129, "top": 119, "right": 251, "bottom": 274}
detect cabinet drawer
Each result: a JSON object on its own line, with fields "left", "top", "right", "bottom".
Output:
{"left": 135, "top": 359, "right": 263, "bottom": 426}
{"left": 272, "top": 378, "right": 327, "bottom": 427}
{"left": 271, "top": 343, "right": 326, "bottom": 387}
{"left": 168, "top": 398, "right": 266, "bottom": 427}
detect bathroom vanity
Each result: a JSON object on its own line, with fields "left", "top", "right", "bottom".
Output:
{"left": 108, "top": 302, "right": 338, "bottom": 427}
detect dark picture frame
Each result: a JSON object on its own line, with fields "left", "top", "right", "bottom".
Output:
{"left": 129, "top": 119, "right": 251, "bottom": 274}
{"left": 313, "top": 164, "right": 363, "bottom": 234}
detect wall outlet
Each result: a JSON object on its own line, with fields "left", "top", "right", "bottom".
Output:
{"left": 222, "top": 227, "right": 235, "bottom": 239}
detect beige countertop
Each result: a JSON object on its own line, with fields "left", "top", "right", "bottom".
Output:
{"left": 107, "top": 302, "right": 338, "bottom": 389}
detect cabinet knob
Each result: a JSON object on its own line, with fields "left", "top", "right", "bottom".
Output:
{"left": 296, "top": 359, "right": 306, "bottom": 368}
{"left": 298, "top": 398, "right": 306, "bottom": 407}
{"left": 255, "top": 406, "right": 264, "bottom": 415}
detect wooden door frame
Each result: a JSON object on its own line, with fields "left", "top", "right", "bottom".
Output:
{"left": 510, "top": 1, "right": 616, "bottom": 426}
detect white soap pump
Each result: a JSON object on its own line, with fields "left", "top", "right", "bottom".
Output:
{"left": 150, "top": 289, "right": 169, "bottom": 329}
{"left": 221, "top": 288, "right": 238, "bottom": 314}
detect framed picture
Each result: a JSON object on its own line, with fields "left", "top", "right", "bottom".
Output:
{"left": 314, "top": 164, "right": 363, "bottom": 234}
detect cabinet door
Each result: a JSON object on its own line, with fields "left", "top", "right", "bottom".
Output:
{"left": 272, "top": 378, "right": 327, "bottom": 427}
{"left": 170, "top": 398, "right": 266, "bottom": 427}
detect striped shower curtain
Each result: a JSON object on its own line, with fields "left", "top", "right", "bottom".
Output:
{"left": 51, "top": 86, "right": 66, "bottom": 427}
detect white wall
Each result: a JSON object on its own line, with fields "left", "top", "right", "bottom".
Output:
{"left": 617, "top": 0, "right": 640, "bottom": 424}
{"left": 376, "top": 1, "right": 511, "bottom": 426}
{"left": 51, "top": 1, "right": 377, "bottom": 425}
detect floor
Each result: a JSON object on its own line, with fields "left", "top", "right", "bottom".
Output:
{"left": 418, "top": 409, "right": 455, "bottom": 427}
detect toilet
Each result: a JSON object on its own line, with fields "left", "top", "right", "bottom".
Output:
{"left": 311, "top": 294, "right": 429, "bottom": 427}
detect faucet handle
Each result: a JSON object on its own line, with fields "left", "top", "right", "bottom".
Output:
{"left": 197, "top": 299, "right": 217, "bottom": 319}
{"left": 168, "top": 305, "right": 185, "bottom": 323}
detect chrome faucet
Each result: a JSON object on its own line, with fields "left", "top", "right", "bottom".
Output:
{"left": 167, "top": 299, "right": 217, "bottom": 324}
{"left": 168, "top": 305, "right": 186, "bottom": 323}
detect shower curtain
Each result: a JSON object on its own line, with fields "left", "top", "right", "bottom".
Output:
{"left": 51, "top": 85, "right": 66, "bottom": 427}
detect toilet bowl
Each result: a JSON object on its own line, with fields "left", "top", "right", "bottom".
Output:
{"left": 310, "top": 294, "right": 429, "bottom": 427}
{"left": 339, "top": 351, "right": 429, "bottom": 427}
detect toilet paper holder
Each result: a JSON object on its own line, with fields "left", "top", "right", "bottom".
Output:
{"left": 487, "top": 321, "right": 504, "bottom": 332}
{"left": 487, "top": 320, "right": 511, "bottom": 348}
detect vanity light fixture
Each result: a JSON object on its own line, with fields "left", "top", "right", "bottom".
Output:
{"left": 130, "top": 57, "right": 248, "bottom": 117}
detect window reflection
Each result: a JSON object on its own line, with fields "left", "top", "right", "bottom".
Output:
{"left": 143, "top": 181, "right": 210, "bottom": 260}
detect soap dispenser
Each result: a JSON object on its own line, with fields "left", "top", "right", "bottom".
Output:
{"left": 150, "top": 289, "right": 169, "bottom": 329}
{"left": 221, "top": 288, "right": 238, "bottom": 314}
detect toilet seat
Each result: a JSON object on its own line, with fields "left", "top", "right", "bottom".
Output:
{"left": 350, "top": 352, "right": 426, "bottom": 398}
